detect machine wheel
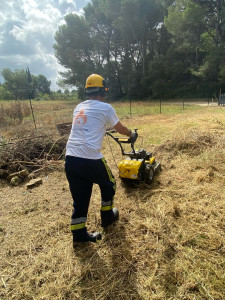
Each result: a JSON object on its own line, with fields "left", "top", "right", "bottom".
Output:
{"left": 144, "top": 164, "right": 154, "bottom": 184}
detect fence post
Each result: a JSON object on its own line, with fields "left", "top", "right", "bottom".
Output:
{"left": 160, "top": 99, "right": 162, "bottom": 114}
{"left": 130, "top": 99, "right": 132, "bottom": 117}
{"left": 29, "top": 98, "right": 37, "bottom": 130}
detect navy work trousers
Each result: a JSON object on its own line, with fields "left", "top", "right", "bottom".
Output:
{"left": 65, "top": 155, "right": 116, "bottom": 227}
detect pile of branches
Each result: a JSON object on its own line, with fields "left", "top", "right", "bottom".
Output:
{"left": 0, "top": 130, "right": 67, "bottom": 180}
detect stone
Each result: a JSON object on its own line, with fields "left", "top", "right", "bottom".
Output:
{"left": 26, "top": 178, "right": 43, "bottom": 189}
{"left": 10, "top": 176, "right": 23, "bottom": 186}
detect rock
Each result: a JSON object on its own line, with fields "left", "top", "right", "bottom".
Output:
{"left": 10, "top": 176, "right": 23, "bottom": 186}
{"left": 26, "top": 178, "right": 43, "bottom": 189}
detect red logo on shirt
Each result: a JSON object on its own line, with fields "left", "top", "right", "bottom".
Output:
{"left": 74, "top": 109, "right": 87, "bottom": 125}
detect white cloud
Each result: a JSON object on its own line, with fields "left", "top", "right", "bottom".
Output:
{"left": 59, "top": 0, "right": 76, "bottom": 5}
{"left": 0, "top": 0, "right": 91, "bottom": 90}
{"left": 10, "top": 2, "right": 62, "bottom": 43}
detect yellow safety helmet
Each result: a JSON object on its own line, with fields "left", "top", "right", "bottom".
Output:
{"left": 85, "top": 74, "right": 108, "bottom": 96}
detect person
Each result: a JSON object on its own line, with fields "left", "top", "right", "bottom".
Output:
{"left": 65, "top": 74, "right": 138, "bottom": 244}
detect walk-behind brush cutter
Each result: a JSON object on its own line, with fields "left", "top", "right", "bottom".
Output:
{"left": 106, "top": 129, "right": 161, "bottom": 184}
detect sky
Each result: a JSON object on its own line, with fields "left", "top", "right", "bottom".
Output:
{"left": 0, "top": 0, "right": 91, "bottom": 90}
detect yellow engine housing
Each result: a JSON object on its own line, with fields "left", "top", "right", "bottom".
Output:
{"left": 118, "top": 159, "right": 143, "bottom": 180}
{"left": 118, "top": 157, "right": 156, "bottom": 180}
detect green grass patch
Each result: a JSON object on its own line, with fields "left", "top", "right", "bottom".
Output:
{"left": 112, "top": 101, "right": 204, "bottom": 119}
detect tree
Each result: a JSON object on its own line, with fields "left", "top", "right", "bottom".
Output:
{"left": 84, "top": 0, "right": 124, "bottom": 98}
{"left": 0, "top": 85, "right": 13, "bottom": 100}
{"left": 192, "top": 0, "right": 225, "bottom": 46}
{"left": 26, "top": 67, "right": 35, "bottom": 99}
{"left": 1, "top": 68, "right": 29, "bottom": 99}
{"left": 165, "top": 0, "right": 206, "bottom": 65}
{"left": 54, "top": 0, "right": 224, "bottom": 99}
{"left": 196, "top": 46, "right": 225, "bottom": 82}
{"left": 164, "top": 0, "right": 225, "bottom": 96}
{"left": 1, "top": 68, "right": 51, "bottom": 99}
{"left": 35, "top": 74, "right": 51, "bottom": 95}
{"left": 54, "top": 0, "right": 164, "bottom": 99}
{"left": 54, "top": 14, "right": 94, "bottom": 90}
{"left": 64, "top": 88, "right": 70, "bottom": 95}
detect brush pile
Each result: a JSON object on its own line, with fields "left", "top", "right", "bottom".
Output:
{"left": 0, "top": 129, "right": 67, "bottom": 184}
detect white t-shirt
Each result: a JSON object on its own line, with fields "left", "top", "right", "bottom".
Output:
{"left": 66, "top": 100, "right": 119, "bottom": 159}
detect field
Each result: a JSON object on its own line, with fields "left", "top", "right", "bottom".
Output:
{"left": 0, "top": 100, "right": 225, "bottom": 300}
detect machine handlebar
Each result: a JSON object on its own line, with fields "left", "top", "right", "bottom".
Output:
{"left": 105, "top": 128, "right": 139, "bottom": 156}
{"left": 106, "top": 128, "right": 138, "bottom": 144}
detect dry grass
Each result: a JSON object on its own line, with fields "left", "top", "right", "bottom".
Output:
{"left": 0, "top": 103, "right": 225, "bottom": 299}
{"left": 0, "top": 101, "right": 31, "bottom": 128}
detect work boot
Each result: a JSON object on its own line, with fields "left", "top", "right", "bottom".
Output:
{"left": 72, "top": 227, "right": 102, "bottom": 243}
{"left": 101, "top": 207, "right": 119, "bottom": 228}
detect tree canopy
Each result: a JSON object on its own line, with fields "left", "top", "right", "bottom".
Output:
{"left": 54, "top": 0, "right": 225, "bottom": 99}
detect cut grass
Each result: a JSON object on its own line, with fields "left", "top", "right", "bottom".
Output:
{"left": 0, "top": 100, "right": 225, "bottom": 299}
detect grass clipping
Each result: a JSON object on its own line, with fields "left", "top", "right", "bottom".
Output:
{"left": 1, "top": 122, "right": 225, "bottom": 299}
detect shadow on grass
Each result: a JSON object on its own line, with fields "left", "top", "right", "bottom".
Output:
{"left": 73, "top": 223, "right": 142, "bottom": 299}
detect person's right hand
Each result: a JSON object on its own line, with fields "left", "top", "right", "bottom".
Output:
{"left": 130, "top": 130, "right": 138, "bottom": 144}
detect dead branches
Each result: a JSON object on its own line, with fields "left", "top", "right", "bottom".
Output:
{"left": 0, "top": 130, "right": 66, "bottom": 181}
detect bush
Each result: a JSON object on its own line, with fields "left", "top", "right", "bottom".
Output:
{"left": 0, "top": 86, "right": 13, "bottom": 100}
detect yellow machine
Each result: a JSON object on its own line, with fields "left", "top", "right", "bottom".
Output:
{"left": 106, "top": 129, "right": 161, "bottom": 184}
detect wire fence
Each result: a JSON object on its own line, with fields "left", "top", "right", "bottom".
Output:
{"left": 218, "top": 93, "right": 225, "bottom": 105}
{"left": 114, "top": 98, "right": 220, "bottom": 119}
{"left": 0, "top": 97, "right": 222, "bottom": 133}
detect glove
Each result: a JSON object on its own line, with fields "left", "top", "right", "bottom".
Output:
{"left": 130, "top": 130, "right": 138, "bottom": 144}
